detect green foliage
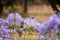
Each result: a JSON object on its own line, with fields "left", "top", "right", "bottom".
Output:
{"left": 28, "top": 0, "right": 39, "bottom": 5}
{"left": 8, "top": 5, "right": 18, "bottom": 12}
{"left": 20, "top": 12, "right": 29, "bottom": 18}
{"left": 0, "top": 0, "right": 17, "bottom": 8}
{"left": 24, "top": 26, "right": 33, "bottom": 31}
{"left": 5, "top": 0, "right": 17, "bottom": 7}
{"left": 8, "top": 24, "right": 19, "bottom": 29}
{"left": 24, "top": 26, "right": 33, "bottom": 34}
{"left": 28, "top": 0, "right": 34, "bottom": 3}
{"left": 8, "top": 4, "right": 29, "bottom": 18}
{"left": 0, "top": 0, "right": 17, "bottom": 15}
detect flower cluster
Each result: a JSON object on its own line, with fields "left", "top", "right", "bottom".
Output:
{"left": 0, "top": 12, "right": 60, "bottom": 40}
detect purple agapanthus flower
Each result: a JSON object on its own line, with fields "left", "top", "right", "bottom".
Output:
{"left": 7, "top": 13, "right": 15, "bottom": 26}
{"left": 46, "top": 36, "right": 52, "bottom": 40}
{"left": 7, "top": 12, "right": 23, "bottom": 26}
{"left": 24, "top": 17, "right": 38, "bottom": 27}
{"left": 2, "top": 20, "right": 9, "bottom": 26}
{"left": 15, "top": 13, "right": 23, "bottom": 26}
{"left": 40, "top": 35, "right": 46, "bottom": 40}
{"left": 0, "top": 37, "right": 3, "bottom": 40}
{"left": 38, "top": 21, "right": 49, "bottom": 36}
{"left": 48, "top": 14, "right": 60, "bottom": 34}
{"left": 24, "top": 17, "right": 42, "bottom": 32}
{"left": 33, "top": 22, "right": 42, "bottom": 32}
{"left": 24, "top": 18, "right": 31, "bottom": 27}
{"left": 8, "top": 28, "right": 16, "bottom": 34}
{"left": 1, "top": 26, "right": 10, "bottom": 35}
{"left": 0, "top": 18, "right": 4, "bottom": 26}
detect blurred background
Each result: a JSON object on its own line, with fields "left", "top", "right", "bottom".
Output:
{"left": 1, "top": 0, "right": 59, "bottom": 23}
{"left": 0, "top": 0, "right": 60, "bottom": 40}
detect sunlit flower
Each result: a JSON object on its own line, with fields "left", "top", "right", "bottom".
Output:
{"left": 1, "top": 26, "right": 10, "bottom": 35}
{"left": 7, "top": 13, "right": 23, "bottom": 26}
{"left": 0, "top": 37, "right": 3, "bottom": 40}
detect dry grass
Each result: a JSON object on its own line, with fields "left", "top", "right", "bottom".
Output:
{"left": 27, "top": 5, "right": 54, "bottom": 23}
{"left": 11, "top": 32, "right": 59, "bottom": 40}
{"left": 12, "top": 32, "right": 40, "bottom": 40}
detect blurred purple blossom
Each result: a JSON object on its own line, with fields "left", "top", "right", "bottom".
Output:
{"left": 7, "top": 13, "right": 23, "bottom": 26}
